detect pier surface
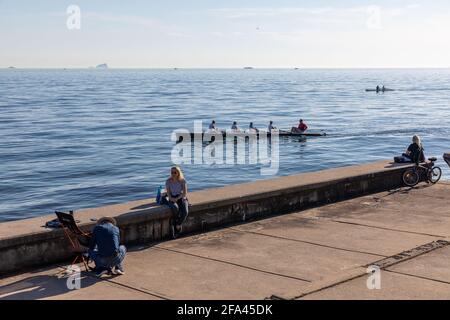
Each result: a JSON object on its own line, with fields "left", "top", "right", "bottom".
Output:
{"left": 1, "top": 181, "right": 450, "bottom": 300}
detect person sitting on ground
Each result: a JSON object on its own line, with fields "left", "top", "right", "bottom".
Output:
{"left": 248, "top": 122, "right": 259, "bottom": 133}
{"left": 403, "top": 135, "right": 425, "bottom": 165}
{"left": 231, "top": 121, "right": 240, "bottom": 132}
{"left": 89, "top": 217, "right": 126, "bottom": 277}
{"left": 164, "top": 166, "right": 189, "bottom": 238}
{"left": 268, "top": 121, "right": 277, "bottom": 132}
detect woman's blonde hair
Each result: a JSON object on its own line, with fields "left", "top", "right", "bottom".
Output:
{"left": 412, "top": 135, "right": 422, "bottom": 147}
{"left": 171, "top": 166, "right": 184, "bottom": 181}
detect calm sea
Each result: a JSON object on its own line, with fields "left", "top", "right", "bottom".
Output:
{"left": 1, "top": 68, "right": 449, "bottom": 222}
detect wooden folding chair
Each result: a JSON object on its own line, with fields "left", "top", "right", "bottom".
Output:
{"left": 55, "top": 211, "right": 93, "bottom": 271}
{"left": 444, "top": 153, "right": 450, "bottom": 169}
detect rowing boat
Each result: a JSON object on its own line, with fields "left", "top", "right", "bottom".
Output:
{"left": 175, "top": 130, "right": 327, "bottom": 142}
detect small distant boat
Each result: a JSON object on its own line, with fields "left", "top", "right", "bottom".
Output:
{"left": 243, "top": 67, "right": 254, "bottom": 70}
{"left": 96, "top": 63, "right": 108, "bottom": 69}
{"left": 365, "top": 88, "right": 395, "bottom": 92}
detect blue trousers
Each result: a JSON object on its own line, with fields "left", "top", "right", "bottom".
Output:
{"left": 89, "top": 245, "right": 126, "bottom": 271}
{"left": 166, "top": 197, "right": 189, "bottom": 226}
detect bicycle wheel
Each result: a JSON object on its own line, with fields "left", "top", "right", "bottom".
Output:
{"left": 402, "top": 168, "right": 420, "bottom": 187}
{"left": 428, "top": 166, "right": 442, "bottom": 184}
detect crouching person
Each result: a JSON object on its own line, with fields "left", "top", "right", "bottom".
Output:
{"left": 164, "top": 166, "right": 189, "bottom": 238}
{"left": 89, "top": 217, "right": 126, "bottom": 277}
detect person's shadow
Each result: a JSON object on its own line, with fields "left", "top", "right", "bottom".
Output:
{"left": 0, "top": 271, "right": 100, "bottom": 300}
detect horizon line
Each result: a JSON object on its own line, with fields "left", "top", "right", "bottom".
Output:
{"left": 3, "top": 66, "right": 450, "bottom": 70}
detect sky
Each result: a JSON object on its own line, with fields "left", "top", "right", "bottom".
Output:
{"left": 1, "top": 0, "right": 450, "bottom": 68}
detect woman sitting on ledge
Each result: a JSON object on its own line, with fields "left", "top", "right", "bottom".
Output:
{"left": 163, "top": 166, "right": 189, "bottom": 238}
{"left": 403, "top": 135, "right": 425, "bottom": 164}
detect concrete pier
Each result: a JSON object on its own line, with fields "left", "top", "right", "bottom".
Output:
{"left": 0, "top": 160, "right": 413, "bottom": 275}
{"left": 5, "top": 159, "right": 450, "bottom": 300}
{"left": 1, "top": 180, "right": 450, "bottom": 299}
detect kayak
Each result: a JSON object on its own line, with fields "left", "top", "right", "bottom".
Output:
{"left": 175, "top": 130, "right": 327, "bottom": 142}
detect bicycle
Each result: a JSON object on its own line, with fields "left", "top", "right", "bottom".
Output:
{"left": 402, "top": 157, "right": 442, "bottom": 187}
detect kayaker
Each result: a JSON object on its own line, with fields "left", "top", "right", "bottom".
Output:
{"left": 403, "top": 135, "right": 425, "bottom": 164}
{"left": 268, "top": 121, "right": 277, "bottom": 132}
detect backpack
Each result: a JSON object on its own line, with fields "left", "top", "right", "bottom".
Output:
{"left": 394, "top": 156, "right": 410, "bottom": 163}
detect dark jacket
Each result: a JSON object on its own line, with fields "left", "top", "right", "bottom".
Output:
{"left": 407, "top": 143, "right": 425, "bottom": 164}
{"left": 89, "top": 222, "right": 120, "bottom": 257}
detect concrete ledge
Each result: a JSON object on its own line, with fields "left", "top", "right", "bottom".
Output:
{"left": 0, "top": 160, "right": 413, "bottom": 275}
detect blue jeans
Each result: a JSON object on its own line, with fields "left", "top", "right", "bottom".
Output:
{"left": 166, "top": 197, "right": 189, "bottom": 226}
{"left": 89, "top": 245, "right": 126, "bottom": 271}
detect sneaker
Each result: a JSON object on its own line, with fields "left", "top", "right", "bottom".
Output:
{"left": 95, "top": 268, "right": 109, "bottom": 278}
{"left": 114, "top": 268, "right": 125, "bottom": 275}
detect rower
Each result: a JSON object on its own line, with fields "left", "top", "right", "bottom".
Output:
{"left": 231, "top": 121, "right": 240, "bottom": 132}
{"left": 248, "top": 122, "right": 259, "bottom": 133}
{"left": 298, "top": 119, "right": 308, "bottom": 132}
{"left": 208, "top": 120, "right": 217, "bottom": 131}
{"left": 268, "top": 121, "right": 277, "bottom": 132}
{"left": 291, "top": 119, "right": 308, "bottom": 133}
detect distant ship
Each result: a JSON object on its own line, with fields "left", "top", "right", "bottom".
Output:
{"left": 8, "top": 66, "right": 15, "bottom": 69}
{"left": 243, "top": 67, "right": 254, "bottom": 70}
{"left": 96, "top": 63, "right": 108, "bottom": 69}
